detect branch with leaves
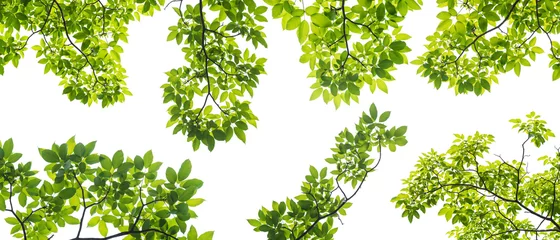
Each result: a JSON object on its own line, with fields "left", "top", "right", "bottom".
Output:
{"left": 2, "top": 0, "right": 141, "bottom": 107}
{"left": 3, "top": 0, "right": 268, "bottom": 151}
{"left": 264, "top": 0, "right": 421, "bottom": 108}
{"left": 0, "top": 137, "right": 213, "bottom": 240}
{"left": 415, "top": 0, "right": 560, "bottom": 95}
{"left": 162, "top": 0, "right": 267, "bottom": 151}
{"left": 393, "top": 112, "right": 560, "bottom": 239}
{"left": 248, "top": 103, "right": 408, "bottom": 240}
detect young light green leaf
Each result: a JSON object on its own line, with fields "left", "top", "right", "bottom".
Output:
{"left": 297, "top": 21, "right": 309, "bottom": 44}
{"left": 310, "top": 14, "right": 331, "bottom": 27}
{"left": 198, "top": 231, "right": 214, "bottom": 240}
{"left": 178, "top": 160, "right": 192, "bottom": 181}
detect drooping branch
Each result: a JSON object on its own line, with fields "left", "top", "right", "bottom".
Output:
{"left": 52, "top": 0, "right": 100, "bottom": 88}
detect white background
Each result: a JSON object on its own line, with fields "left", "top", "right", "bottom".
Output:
{"left": 1, "top": 1, "right": 560, "bottom": 239}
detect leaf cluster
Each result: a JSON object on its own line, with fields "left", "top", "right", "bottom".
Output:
{"left": 393, "top": 113, "right": 560, "bottom": 239}
{"left": 248, "top": 103, "right": 408, "bottom": 240}
{"left": 415, "top": 0, "right": 560, "bottom": 94}
{"left": 0, "top": 137, "right": 212, "bottom": 240}
{"left": 265, "top": 0, "right": 421, "bottom": 108}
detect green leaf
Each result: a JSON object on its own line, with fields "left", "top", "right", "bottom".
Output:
{"left": 74, "top": 143, "right": 86, "bottom": 157}
{"left": 379, "top": 59, "right": 393, "bottom": 69}
{"left": 247, "top": 219, "right": 261, "bottom": 227}
{"left": 437, "top": 19, "right": 452, "bottom": 31}
{"left": 234, "top": 127, "right": 246, "bottom": 143}
{"left": 198, "top": 231, "right": 214, "bottom": 240}
{"left": 394, "top": 126, "right": 407, "bottom": 136}
{"left": 99, "top": 220, "right": 108, "bottom": 237}
{"left": 178, "top": 160, "right": 192, "bottom": 181}
{"left": 5, "top": 217, "right": 18, "bottom": 225}
{"left": 188, "top": 226, "right": 198, "bottom": 240}
{"left": 41, "top": 149, "right": 59, "bottom": 163}
{"left": 100, "top": 155, "right": 112, "bottom": 170}
{"left": 88, "top": 216, "right": 100, "bottom": 227}
{"left": 187, "top": 198, "right": 204, "bottom": 207}
{"left": 134, "top": 156, "right": 144, "bottom": 170}
{"left": 369, "top": 103, "right": 378, "bottom": 121}
{"left": 0, "top": 196, "right": 5, "bottom": 211}
{"left": 18, "top": 193, "right": 26, "bottom": 207}
{"left": 3, "top": 138, "right": 13, "bottom": 157}
{"left": 553, "top": 68, "right": 560, "bottom": 81}
{"left": 64, "top": 215, "right": 80, "bottom": 224}
{"left": 144, "top": 150, "right": 154, "bottom": 167}
{"left": 394, "top": 137, "right": 408, "bottom": 146}
{"left": 389, "top": 41, "right": 406, "bottom": 51}
{"left": 270, "top": 4, "right": 282, "bottom": 17}
{"left": 310, "top": 88, "right": 322, "bottom": 100}
{"left": 156, "top": 210, "right": 170, "bottom": 218}
{"left": 514, "top": 62, "right": 521, "bottom": 76}
{"left": 376, "top": 79, "right": 388, "bottom": 93}
{"left": 309, "top": 166, "right": 318, "bottom": 178}
{"left": 212, "top": 130, "right": 226, "bottom": 141}
{"left": 348, "top": 83, "right": 360, "bottom": 95}
{"left": 376, "top": 3, "right": 385, "bottom": 21}
{"left": 310, "top": 14, "right": 331, "bottom": 27}
{"left": 166, "top": 167, "right": 177, "bottom": 184}
{"left": 436, "top": 11, "right": 451, "bottom": 20}
{"left": 58, "top": 188, "right": 76, "bottom": 199}
{"left": 286, "top": 17, "right": 300, "bottom": 30}
{"left": 297, "top": 21, "right": 309, "bottom": 44}
{"left": 379, "top": 111, "right": 391, "bottom": 122}
{"left": 112, "top": 150, "right": 124, "bottom": 168}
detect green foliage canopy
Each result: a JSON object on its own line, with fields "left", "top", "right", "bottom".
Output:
{"left": 415, "top": 0, "right": 560, "bottom": 94}
{"left": 1, "top": 0, "right": 424, "bottom": 151}
{"left": 393, "top": 112, "right": 560, "bottom": 239}
{"left": 0, "top": 137, "right": 212, "bottom": 240}
{"left": 264, "top": 0, "right": 421, "bottom": 107}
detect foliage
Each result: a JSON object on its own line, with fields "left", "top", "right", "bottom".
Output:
{"left": 249, "top": 103, "right": 408, "bottom": 240}
{"left": 0, "top": 136, "right": 212, "bottom": 240}
{"left": 415, "top": 0, "right": 560, "bottom": 95}
{"left": 162, "top": 0, "right": 267, "bottom": 151}
{"left": 392, "top": 112, "right": 560, "bottom": 239}
{"left": 264, "top": 0, "right": 421, "bottom": 108}
{"left": 1, "top": 0, "right": 426, "bottom": 150}
{"left": 2, "top": 0, "right": 266, "bottom": 151}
